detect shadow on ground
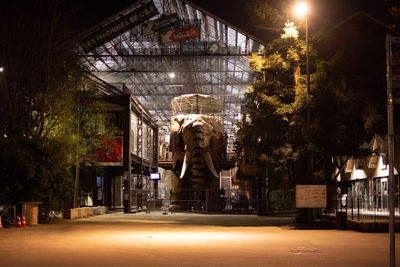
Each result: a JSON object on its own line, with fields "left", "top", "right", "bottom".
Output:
{"left": 72, "top": 211, "right": 298, "bottom": 228}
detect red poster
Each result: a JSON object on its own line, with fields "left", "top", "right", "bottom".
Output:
{"left": 160, "top": 26, "right": 199, "bottom": 43}
{"left": 91, "top": 137, "right": 123, "bottom": 166}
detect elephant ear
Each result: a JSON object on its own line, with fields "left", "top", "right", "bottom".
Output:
{"left": 209, "top": 117, "right": 224, "bottom": 171}
{"left": 209, "top": 117, "right": 223, "bottom": 136}
{"left": 170, "top": 115, "right": 185, "bottom": 153}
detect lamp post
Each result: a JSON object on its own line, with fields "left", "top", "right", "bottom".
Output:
{"left": 295, "top": 2, "right": 313, "bottom": 227}
{"left": 295, "top": 2, "right": 311, "bottom": 180}
{"left": 294, "top": 2, "right": 310, "bottom": 127}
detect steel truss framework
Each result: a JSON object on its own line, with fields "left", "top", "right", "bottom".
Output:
{"left": 80, "top": 0, "right": 264, "bottom": 154}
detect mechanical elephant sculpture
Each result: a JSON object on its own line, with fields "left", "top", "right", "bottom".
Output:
{"left": 169, "top": 114, "right": 226, "bottom": 211}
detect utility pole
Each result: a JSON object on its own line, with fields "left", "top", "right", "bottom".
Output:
{"left": 386, "top": 34, "right": 396, "bottom": 267}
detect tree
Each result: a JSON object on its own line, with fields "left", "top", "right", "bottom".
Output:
{"left": 65, "top": 88, "right": 110, "bottom": 209}
{"left": 384, "top": 0, "right": 399, "bottom": 31}
{"left": 241, "top": 2, "right": 389, "bottom": 193}
{"left": 310, "top": 13, "right": 389, "bottom": 189}
{"left": 244, "top": 21, "right": 310, "bottom": 189}
{"left": 0, "top": 1, "right": 105, "bottom": 220}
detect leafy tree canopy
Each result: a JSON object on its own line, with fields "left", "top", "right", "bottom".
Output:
{"left": 239, "top": 1, "right": 389, "bottom": 189}
{"left": 0, "top": 1, "right": 107, "bottom": 220}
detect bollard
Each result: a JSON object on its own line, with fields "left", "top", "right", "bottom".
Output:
{"left": 17, "top": 215, "right": 21, "bottom": 228}
{"left": 21, "top": 215, "right": 26, "bottom": 227}
{"left": 351, "top": 197, "right": 354, "bottom": 220}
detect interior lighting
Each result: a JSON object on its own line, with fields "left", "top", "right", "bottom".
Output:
{"left": 168, "top": 72, "right": 175, "bottom": 78}
{"left": 0, "top": 67, "right": 4, "bottom": 72}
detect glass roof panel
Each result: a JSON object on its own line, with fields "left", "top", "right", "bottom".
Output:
{"left": 79, "top": 0, "right": 263, "bottom": 153}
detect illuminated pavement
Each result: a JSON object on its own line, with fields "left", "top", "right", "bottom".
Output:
{"left": 0, "top": 212, "right": 398, "bottom": 266}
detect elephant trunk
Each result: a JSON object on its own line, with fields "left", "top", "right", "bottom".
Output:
{"left": 180, "top": 128, "right": 219, "bottom": 179}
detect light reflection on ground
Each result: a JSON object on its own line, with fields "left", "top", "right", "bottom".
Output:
{"left": 98, "top": 231, "right": 257, "bottom": 245}
{"left": 0, "top": 212, "right": 395, "bottom": 266}
{"left": 100, "top": 219, "right": 181, "bottom": 224}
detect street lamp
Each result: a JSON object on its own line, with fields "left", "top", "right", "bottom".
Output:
{"left": 295, "top": 2, "right": 312, "bottom": 227}
{"left": 294, "top": 2, "right": 309, "bottom": 17}
{"left": 294, "top": 2, "right": 310, "bottom": 123}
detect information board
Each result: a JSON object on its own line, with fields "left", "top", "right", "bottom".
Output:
{"left": 295, "top": 185, "right": 327, "bottom": 208}
{"left": 181, "top": 41, "right": 221, "bottom": 55}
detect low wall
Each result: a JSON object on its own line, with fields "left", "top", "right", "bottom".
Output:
{"left": 69, "top": 206, "right": 107, "bottom": 220}
{"left": 347, "top": 219, "right": 400, "bottom": 232}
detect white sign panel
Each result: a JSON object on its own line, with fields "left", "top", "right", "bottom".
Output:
{"left": 296, "top": 185, "right": 327, "bottom": 208}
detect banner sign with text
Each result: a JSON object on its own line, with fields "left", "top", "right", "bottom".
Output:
{"left": 160, "top": 26, "right": 199, "bottom": 44}
{"left": 181, "top": 41, "right": 221, "bottom": 55}
{"left": 141, "top": 13, "right": 179, "bottom": 35}
{"left": 295, "top": 185, "right": 327, "bottom": 208}
{"left": 81, "top": 1, "right": 158, "bottom": 52}
{"left": 91, "top": 136, "right": 123, "bottom": 166}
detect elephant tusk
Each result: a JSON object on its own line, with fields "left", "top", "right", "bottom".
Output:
{"left": 180, "top": 152, "right": 191, "bottom": 179}
{"left": 204, "top": 151, "right": 219, "bottom": 178}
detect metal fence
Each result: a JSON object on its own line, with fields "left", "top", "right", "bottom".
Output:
{"left": 223, "top": 189, "right": 256, "bottom": 213}
{"left": 332, "top": 193, "right": 400, "bottom": 221}
{"left": 131, "top": 189, "right": 166, "bottom": 212}
{"left": 130, "top": 189, "right": 256, "bottom": 213}
{"left": 0, "top": 204, "right": 16, "bottom": 227}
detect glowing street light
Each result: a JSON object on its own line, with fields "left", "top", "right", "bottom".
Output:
{"left": 168, "top": 72, "right": 176, "bottom": 79}
{"left": 294, "top": 2, "right": 309, "bottom": 17}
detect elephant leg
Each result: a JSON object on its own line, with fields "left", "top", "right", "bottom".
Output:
{"left": 169, "top": 175, "right": 180, "bottom": 211}
{"left": 192, "top": 175, "right": 204, "bottom": 210}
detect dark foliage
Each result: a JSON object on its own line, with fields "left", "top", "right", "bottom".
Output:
{"left": 240, "top": 3, "right": 392, "bottom": 192}
{"left": 0, "top": 1, "right": 103, "bottom": 221}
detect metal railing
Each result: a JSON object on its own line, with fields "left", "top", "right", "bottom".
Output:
{"left": 332, "top": 194, "right": 400, "bottom": 221}
{"left": 0, "top": 204, "right": 16, "bottom": 227}
{"left": 223, "top": 189, "right": 256, "bottom": 213}
{"left": 130, "top": 188, "right": 256, "bottom": 213}
{"left": 131, "top": 189, "right": 165, "bottom": 211}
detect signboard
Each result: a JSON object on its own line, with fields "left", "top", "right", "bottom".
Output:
{"left": 91, "top": 136, "right": 123, "bottom": 166}
{"left": 80, "top": 1, "right": 158, "bottom": 52}
{"left": 160, "top": 26, "right": 199, "bottom": 44}
{"left": 141, "top": 13, "right": 179, "bottom": 35}
{"left": 181, "top": 41, "right": 221, "bottom": 55}
{"left": 96, "top": 176, "right": 103, "bottom": 187}
{"left": 150, "top": 173, "right": 161, "bottom": 180}
{"left": 295, "top": 185, "right": 327, "bottom": 208}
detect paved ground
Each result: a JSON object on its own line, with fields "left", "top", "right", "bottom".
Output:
{"left": 0, "top": 212, "right": 399, "bottom": 266}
